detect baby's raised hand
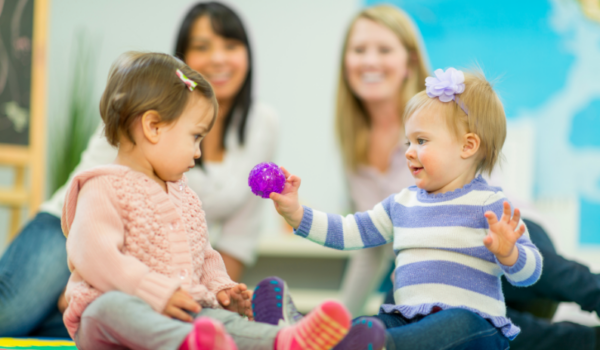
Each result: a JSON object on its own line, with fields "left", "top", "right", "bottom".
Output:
{"left": 483, "top": 201, "right": 526, "bottom": 266}
{"left": 269, "top": 167, "right": 304, "bottom": 228}
{"left": 217, "top": 283, "right": 253, "bottom": 320}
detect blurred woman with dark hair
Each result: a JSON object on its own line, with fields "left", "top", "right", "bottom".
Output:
{"left": 172, "top": 2, "right": 278, "bottom": 282}
{"left": 0, "top": 1, "right": 278, "bottom": 338}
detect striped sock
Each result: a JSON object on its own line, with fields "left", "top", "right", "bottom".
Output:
{"left": 275, "top": 301, "right": 350, "bottom": 350}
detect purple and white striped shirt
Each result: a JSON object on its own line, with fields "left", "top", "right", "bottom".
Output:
{"left": 296, "top": 175, "right": 543, "bottom": 340}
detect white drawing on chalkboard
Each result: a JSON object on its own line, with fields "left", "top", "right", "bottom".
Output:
{"left": 0, "top": 0, "right": 30, "bottom": 134}
{"left": 5, "top": 100, "right": 27, "bottom": 132}
{"left": 12, "top": 0, "right": 30, "bottom": 61}
{"left": 0, "top": 0, "right": 10, "bottom": 97}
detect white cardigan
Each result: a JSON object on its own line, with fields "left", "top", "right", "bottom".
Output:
{"left": 41, "top": 102, "right": 279, "bottom": 265}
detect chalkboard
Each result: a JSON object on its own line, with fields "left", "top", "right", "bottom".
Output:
{"left": 0, "top": 0, "right": 34, "bottom": 146}
{"left": 0, "top": 0, "right": 47, "bottom": 241}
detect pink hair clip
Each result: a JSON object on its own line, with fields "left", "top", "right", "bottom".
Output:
{"left": 176, "top": 69, "right": 198, "bottom": 92}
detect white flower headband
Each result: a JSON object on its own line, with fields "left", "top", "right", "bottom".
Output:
{"left": 425, "top": 67, "right": 468, "bottom": 115}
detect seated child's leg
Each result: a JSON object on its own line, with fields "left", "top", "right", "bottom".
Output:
{"left": 252, "top": 276, "right": 385, "bottom": 350}
{"left": 506, "top": 307, "right": 596, "bottom": 350}
{"left": 76, "top": 291, "right": 194, "bottom": 350}
{"left": 382, "top": 309, "right": 509, "bottom": 350}
{"left": 198, "top": 307, "right": 280, "bottom": 349}
{"left": 203, "top": 300, "right": 351, "bottom": 350}
{"left": 370, "top": 312, "right": 411, "bottom": 330}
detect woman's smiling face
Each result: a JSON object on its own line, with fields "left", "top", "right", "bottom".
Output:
{"left": 344, "top": 18, "right": 409, "bottom": 104}
{"left": 184, "top": 16, "right": 249, "bottom": 104}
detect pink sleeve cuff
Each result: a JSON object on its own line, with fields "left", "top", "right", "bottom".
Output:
{"left": 209, "top": 279, "right": 239, "bottom": 296}
{"left": 134, "top": 272, "right": 181, "bottom": 312}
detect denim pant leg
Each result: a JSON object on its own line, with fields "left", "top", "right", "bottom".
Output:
{"left": 33, "top": 307, "right": 72, "bottom": 338}
{"left": 372, "top": 309, "right": 509, "bottom": 350}
{"left": 76, "top": 291, "right": 193, "bottom": 350}
{"left": 76, "top": 291, "right": 282, "bottom": 350}
{"left": 199, "top": 308, "right": 280, "bottom": 350}
{"left": 0, "top": 212, "right": 71, "bottom": 337}
{"left": 506, "top": 308, "right": 596, "bottom": 350}
{"left": 502, "top": 219, "right": 599, "bottom": 349}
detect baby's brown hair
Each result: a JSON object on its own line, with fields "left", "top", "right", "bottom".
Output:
{"left": 404, "top": 69, "right": 506, "bottom": 175}
{"left": 99, "top": 51, "right": 217, "bottom": 146}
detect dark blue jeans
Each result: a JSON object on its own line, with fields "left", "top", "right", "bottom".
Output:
{"left": 367, "top": 308, "right": 509, "bottom": 350}
{"left": 0, "top": 212, "right": 71, "bottom": 337}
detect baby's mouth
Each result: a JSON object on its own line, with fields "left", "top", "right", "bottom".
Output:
{"left": 410, "top": 166, "right": 423, "bottom": 175}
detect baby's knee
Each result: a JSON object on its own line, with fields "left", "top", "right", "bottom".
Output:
{"left": 83, "top": 291, "right": 135, "bottom": 320}
{"left": 446, "top": 308, "right": 481, "bottom": 323}
{"left": 200, "top": 308, "right": 242, "bottom": 325}
{"left": 441, "top": 309, "right": 495, "bottom": 334}
{"left": 449, "top": 308, "right": 478, "bottom": 319}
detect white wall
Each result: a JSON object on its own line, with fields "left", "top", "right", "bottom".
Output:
{"left": 0, "top": 0, "right": 360, "bottom": 249}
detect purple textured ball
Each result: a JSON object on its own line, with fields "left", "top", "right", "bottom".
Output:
{"left": 248, "top": 162, "right": 286, "bottom": 198}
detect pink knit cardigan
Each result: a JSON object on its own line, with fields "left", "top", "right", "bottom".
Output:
{"left": 61, "top": 165, "right": 237, "bottom": 338}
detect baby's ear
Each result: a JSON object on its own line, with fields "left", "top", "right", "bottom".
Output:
{"left": 461, "top": 132, "right": 481, "bottom": 160}
{"left": 140, "top": 110, "right": 163, "bottom": 144}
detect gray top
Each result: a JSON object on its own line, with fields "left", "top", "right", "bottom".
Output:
{"left": 345, "top": 143, "right": 414, "bottom": 212}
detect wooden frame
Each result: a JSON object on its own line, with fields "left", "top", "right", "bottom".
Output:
{"left": 0, "top": 0, "right": 49, "bottom": 241}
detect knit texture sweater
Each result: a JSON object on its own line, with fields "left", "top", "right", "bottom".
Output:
{"left": 61, "top": 165, "right": 237, "bottom": 338}
{"left": 296, "top": 175, "right": 543, "bottom": 340}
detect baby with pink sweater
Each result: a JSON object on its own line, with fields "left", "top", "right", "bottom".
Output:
{"left": 62, "top": 51, "right": 352, "bottom": 350}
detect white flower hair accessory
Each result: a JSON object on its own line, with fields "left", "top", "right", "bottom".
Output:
{"left": 425, "top": 67, "right": 468, "bottom": 114}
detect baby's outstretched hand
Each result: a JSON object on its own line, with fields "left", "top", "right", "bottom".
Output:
{"left": 483, "top": 201, "right": 526, "bottom": 266}
{"left": 217, "top": 284, "right": 253, "bottom": 320}
{"left": 269, "top": 167, "right": 304, "bottom": 229}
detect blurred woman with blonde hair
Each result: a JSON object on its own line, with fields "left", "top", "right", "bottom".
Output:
{"left": 335, "top": 4, "right": 429, "bottom": 316}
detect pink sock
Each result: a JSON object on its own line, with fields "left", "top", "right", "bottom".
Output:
{"left": 275, "top": 301, "right": 350, "bottom": 350}
{"left": 179, "top": 317, "right": 237, "bottom": 350}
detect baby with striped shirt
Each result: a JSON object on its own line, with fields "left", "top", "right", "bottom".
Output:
{"left": 269, "top": 68, "right": 543, "bottom": 349}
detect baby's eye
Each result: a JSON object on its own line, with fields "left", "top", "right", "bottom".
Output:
{"left": 194, "top": 134, "right": 203, "bottom": 141}
{"left": 379, "top": 46, "right": 391, "bottom": 54}
{"left": 404, "top": 141, "right": 411, "bottom": 147}
{"left": 352, "top": 46, "right": 366, "bottom": 54}
{"left": 417, "top": 139, "right": 426, "bottom": 145}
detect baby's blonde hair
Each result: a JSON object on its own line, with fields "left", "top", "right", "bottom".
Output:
{"left": 403, "top": 69, "right": 506, "bottom": 175}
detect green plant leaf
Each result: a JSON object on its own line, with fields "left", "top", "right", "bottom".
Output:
{"left": 49, "top": 29, "right": 100, "bottom": 194}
